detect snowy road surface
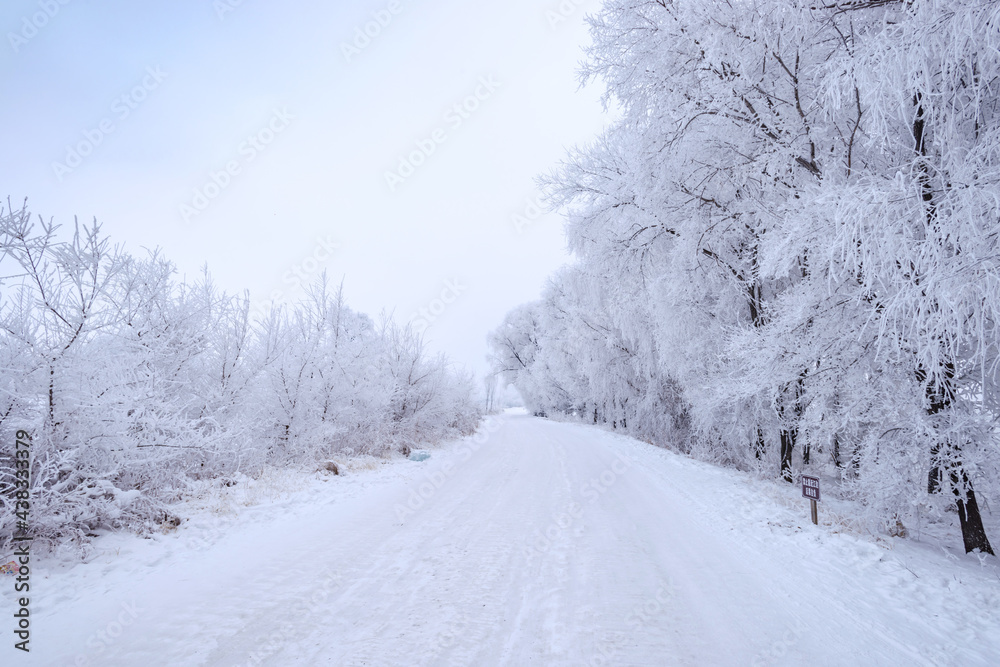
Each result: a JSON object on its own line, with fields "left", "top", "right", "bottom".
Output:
{"left": 23, "top": 412, "right": 1000, "bottom": 666}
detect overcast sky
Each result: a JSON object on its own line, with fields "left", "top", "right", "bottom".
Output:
{"left": 0, "top": 0, "right": 611, "bottom": 378}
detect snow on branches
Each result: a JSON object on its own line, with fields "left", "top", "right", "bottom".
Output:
{"left": 0, "top": 202, "right": 480, "bottom": 551}
{"left": 491, "top": 0, "right": 1000, "bottom": 554}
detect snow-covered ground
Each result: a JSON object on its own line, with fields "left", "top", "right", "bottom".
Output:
{"left": 7, "top": 410, "right": 1000, "bottom": 666}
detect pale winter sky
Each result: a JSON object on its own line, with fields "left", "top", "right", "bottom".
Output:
{"left": 0, "top": 0, "right": 611, "bottom": 379}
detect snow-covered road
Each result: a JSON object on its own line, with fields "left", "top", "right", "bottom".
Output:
{"left": 23, "top": 412, "right": 1000, "bottom": 666}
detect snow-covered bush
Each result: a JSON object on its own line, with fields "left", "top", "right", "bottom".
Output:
{"left": 0, "top": 202, "right": 481, "bottom": 551}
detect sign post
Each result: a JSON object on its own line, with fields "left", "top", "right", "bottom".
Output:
{"left": 801, "top": 475, "right": 820, "bottom": 525}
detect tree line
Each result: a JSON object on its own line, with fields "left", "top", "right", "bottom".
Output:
{"left": 0, "top": 202, "right": 480, "bottom": 549}
{"left": 490, "top": 0, "right": 1000, "bottom": 555}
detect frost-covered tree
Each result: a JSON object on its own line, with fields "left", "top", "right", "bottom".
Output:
{"left": 0, "top": 201, "right": 481, "bottom": 551}
{"left": 492, "top": 0, "right": 1000, "bottom": 554}
{"left": 808, "top": 0, "right": 1000, "bottom": 554}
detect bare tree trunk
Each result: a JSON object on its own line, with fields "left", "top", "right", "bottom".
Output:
{"left": 777, "top": 375, "right": 805, "bottom": 483}
{"left": 753, "top": 427, "right": 766, "bottom": 460}
{"left": 953, "top": 466, "right": 994, "bottom": 555}
{"left": 912, "top": 95, "right": 994, "bottom": 555}
{"left": 779, "top": 429, "right": 796, "bottom": 483}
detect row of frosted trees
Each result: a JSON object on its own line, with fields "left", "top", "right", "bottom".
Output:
{"left": 490, "top": 0, "right": 999, "bottom": 554}
{"left": 0, "top": 202, "right": 480, "bottom": 548}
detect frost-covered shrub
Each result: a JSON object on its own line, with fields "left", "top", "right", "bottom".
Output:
{"left": 0, "top": 203, "right": 481, "bottom": 551}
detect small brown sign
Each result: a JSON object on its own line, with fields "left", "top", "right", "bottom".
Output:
{"left": 802, "top": 475, "right": 820, "bottom": 502}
